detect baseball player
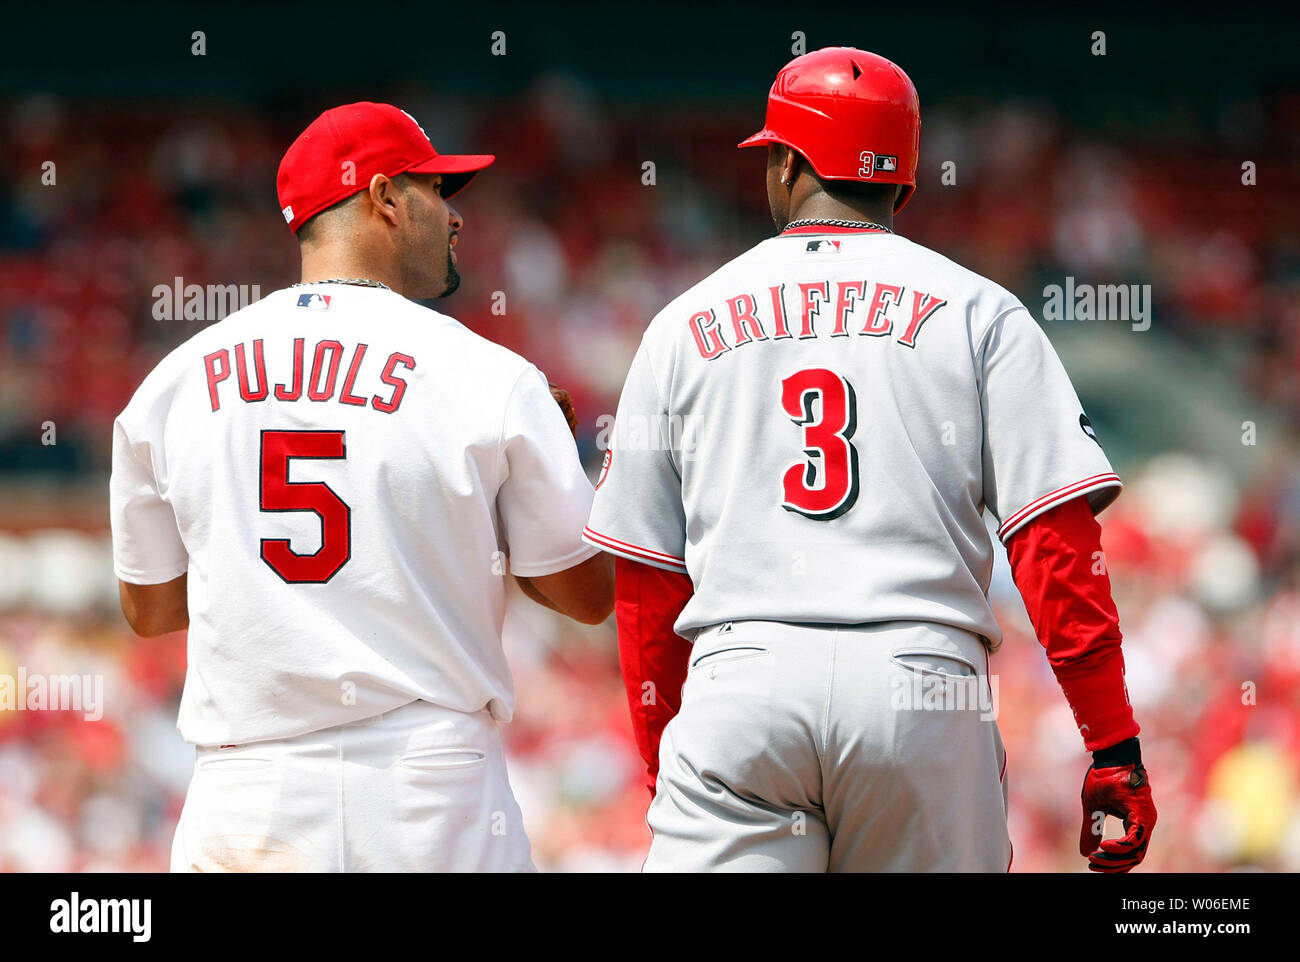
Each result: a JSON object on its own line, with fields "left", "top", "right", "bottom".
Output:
{"left": 585, "top": 49, "right": 1157, "bottom": 872}
{"left": 110, "top": 102, "right": 613, "bottom": 872}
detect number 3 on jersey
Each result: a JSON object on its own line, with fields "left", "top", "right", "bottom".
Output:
{"left": 780, "top": 368, "right": 860, "bottom": 521}
{"left": 260, "top": 430, "right": 352, "bottom": 583}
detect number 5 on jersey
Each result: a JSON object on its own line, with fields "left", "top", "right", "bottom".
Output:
{"left": 781, "top": 368, "right": 860, "bottom": 521}
{"left": 260, "top": 430, "right": 352, "bottom": 583}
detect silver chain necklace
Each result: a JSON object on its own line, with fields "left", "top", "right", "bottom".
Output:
{"left": 784, "top": 218, "right": 893, "bottom": 234}
{"left": 291, "top": 278, "right": 392, "bottom": 290}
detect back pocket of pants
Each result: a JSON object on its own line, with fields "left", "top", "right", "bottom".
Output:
{"left": 397, "top": 748, "right": 487, "bottom": 772}
{"left": 690, "top": 645, "right": 769, "bottom": 671}
{"left": 196, "top": 754, "right": 275, "bottom": 774}
{"left": 890, "top": 648, "right": 979, "bottom": 679}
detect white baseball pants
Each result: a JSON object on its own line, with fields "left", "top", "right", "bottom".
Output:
{"left": 171, "top": 699, "right": 534, "bottom": 872}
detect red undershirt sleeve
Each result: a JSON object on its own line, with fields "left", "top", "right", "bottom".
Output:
{"left": 1004, "top": 495, "right": 1139, "bottom": 752}
{"left": 614, "top": 555, "right": 694, "bottom": 797}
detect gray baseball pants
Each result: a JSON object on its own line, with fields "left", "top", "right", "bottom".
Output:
{"left": 645, "top": 620, "right": 1012, "bottom": 872}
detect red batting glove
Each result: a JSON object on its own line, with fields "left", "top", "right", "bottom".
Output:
{"left": 1079, "top": 737, "right": 1157, "bottom": 873}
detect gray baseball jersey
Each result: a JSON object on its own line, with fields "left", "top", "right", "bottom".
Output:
{"left": 584, "top": 225, "right": 1120, "bottom": 646}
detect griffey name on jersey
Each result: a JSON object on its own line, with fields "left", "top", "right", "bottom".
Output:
{"left": 202, "top": 338, "right": 414, "bottom": 413}
{"left": 686, "top": 280, "right": 947, "bottom": 359}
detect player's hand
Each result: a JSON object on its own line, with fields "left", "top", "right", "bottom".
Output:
{"left": 1079, "top": 737, "right": 1156, "bottom": 872}
{"left": 550, "top": 383, "right": 578, "bottom": 438}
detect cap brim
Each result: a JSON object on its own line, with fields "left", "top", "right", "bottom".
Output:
{"left": 407, "top": 153, "right": 496, "bottom": 198}
{"left": 737, "top": 129, "right": 776, "bottom": 149}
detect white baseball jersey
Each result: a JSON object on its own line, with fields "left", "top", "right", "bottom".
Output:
{"left": 111, "top": 284, "right": 598, "bottom": 747}
{"left": 585, "top": 225, "right": 1120, "bottom": 645}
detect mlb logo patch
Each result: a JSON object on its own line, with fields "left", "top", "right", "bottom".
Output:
{"left": 806, "top": 239, "right": 841, "bottom": 253}
{"left": 875, "top": 154, "right": 898, "bottom": 173}
{"left": 296, "top": 293, "right": 332, "bottom": 311}
{"left": 282, "top": 205, "right": 295, "bottom": 223}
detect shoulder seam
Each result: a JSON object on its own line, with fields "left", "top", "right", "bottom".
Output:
{"left": 974, "top": 301, "right": 1032, "bottom": 362}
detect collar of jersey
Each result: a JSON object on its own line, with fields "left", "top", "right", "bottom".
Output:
{"left": 780, "top": 224, "right": 892, "bottom": 236}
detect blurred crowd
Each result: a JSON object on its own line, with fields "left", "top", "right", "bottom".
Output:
{"left": 1, "top": 79, "right": 1298, "bottom": 870}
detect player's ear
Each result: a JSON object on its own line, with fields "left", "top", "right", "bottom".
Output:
{"left": 367, "top": 173, "right": 401, "bottom": 227}
{"left": 780, "top": 146, "right": 799, "bottom": 190}
{"left": 765, "top": 143, "right": 788, "bottom": 185}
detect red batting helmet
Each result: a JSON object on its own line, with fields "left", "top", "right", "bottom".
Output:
{"left": 739, "top": 47, "right": 921, "bottom": 212}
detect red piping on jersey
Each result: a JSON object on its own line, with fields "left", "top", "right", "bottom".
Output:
{"left": 997, "top": 473, "right": 1121, "bottom": 542}
{"left": 583, "top": 526, "right": 687, "bottom": 569}
{"left": 780, "top": 224, "right": 892, "bottom": 236}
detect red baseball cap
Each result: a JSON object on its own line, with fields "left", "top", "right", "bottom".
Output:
{"left": 276, "top": 102, "right": 495, "bottom": 233}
